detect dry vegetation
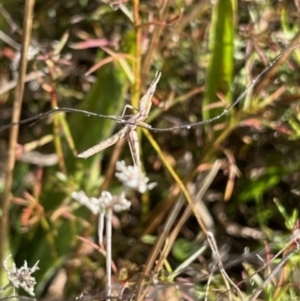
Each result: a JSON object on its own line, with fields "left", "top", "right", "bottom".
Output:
{"left": 1, "top": 0, "right": 300, "bottom": 300}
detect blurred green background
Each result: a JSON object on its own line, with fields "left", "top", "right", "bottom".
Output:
{"left": 1, "top": 0, "right": 300, "bottom": 300}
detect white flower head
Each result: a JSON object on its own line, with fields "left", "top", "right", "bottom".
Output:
{"left": 98, "top": 191, "right": 131, "bottom": 212}
{"left": 71, "top": 191, "right": 101, "bottom": 215}
{"left": 115, "top": 161, "right": 157, "bottom": 193}
{"left": 3, "top": 255, "right": 39, "bottom": 296}
{"left": 71, "top": 191, "right": 131, "bottom": 214}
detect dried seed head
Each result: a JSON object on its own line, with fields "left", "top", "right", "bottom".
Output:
{"left": 3, "top": 255, "right": 39, "bottom": 296}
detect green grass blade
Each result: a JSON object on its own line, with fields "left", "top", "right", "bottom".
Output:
{"left": 202, "top": 0, "right": 236, "bottom": 136}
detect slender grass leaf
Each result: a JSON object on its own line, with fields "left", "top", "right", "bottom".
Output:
{"left": 202, "top": 0, "right": 236, "bottom": 137}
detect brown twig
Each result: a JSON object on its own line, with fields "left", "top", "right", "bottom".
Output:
{"left": 160, "top": 0, "right": 211, "bottom": 50}
{"left": 207, "top": 231, "right": 245, "bottom": 301}
{"left": 0, "top": 0, "right": 35, "bottom": 284}
{"left": 141, "top": 0, "right": 172, "bottom": 81}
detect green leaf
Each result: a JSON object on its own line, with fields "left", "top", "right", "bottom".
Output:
{"left": 239, "top": 164, "right": 300, "bottom": 202}
{"left": 171, "top": 238, "right": 199, "bottom": 261}
{"left": 69, "top": 62, "right": 127, "bottom": 162}
{"left": 202, "top": 0, "right": 236, "bottom": 136}
{"left": 67, "top": 61, "right": 128, "bottom": 188}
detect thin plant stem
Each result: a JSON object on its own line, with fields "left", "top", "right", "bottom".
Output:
{"left": 142, "top": 0, "right": 172, "bottom": 80}
{"left": 207, "top": 231, "right": 245, "bottom": 301}
{"left": 132, "top": 0, "right": 141, "bottom": 110}
{"left": 253, "top": 32, "right": 300, "bottom": 96}
{"left": 98, "top": 213, "right": 105, "bottom": 246}
{"left": 106, "top": 209, "right": 112, "bottom": 298}
{"left": 0, "top": 0, "right": 35, "bottom": 285}
{"left": 170, "top": 244, "right": 207, "bottom": 279}
{"left": 248, "top": 230, "right": 300, "bottom": 301}
{"left": 205, "top": 272, "right": 214, "bottom": 301}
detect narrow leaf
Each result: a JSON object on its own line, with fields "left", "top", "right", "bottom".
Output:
{"left": 202, "top": 0, "right": 236, "bottom": 137}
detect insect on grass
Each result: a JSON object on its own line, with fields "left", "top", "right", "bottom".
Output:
{"left": 77, "top": 71, "right": 161, "bottom": 167}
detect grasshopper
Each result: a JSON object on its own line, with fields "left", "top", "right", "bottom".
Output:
{"left": 77, "top": 71, "right": 161, "bottom": 167}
